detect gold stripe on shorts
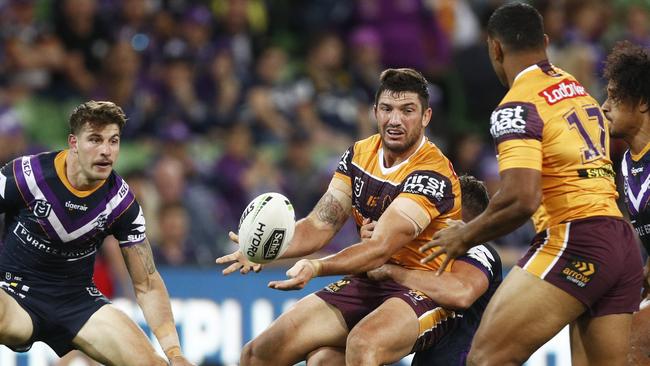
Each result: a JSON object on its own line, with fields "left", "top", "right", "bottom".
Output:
{"left": 418, "top": 307, "right": 456, "bottom": 336}
{"left": 523, "top": 222, "right": 571, "bottom": 279}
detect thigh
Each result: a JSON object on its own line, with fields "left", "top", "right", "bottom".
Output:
{"left": 247, "top": 294, "right": 349, "bottom": 365}
{"left": 469, "top": 266, "right": 586, "bottom": 365}
{"left": 628, "top": 304, "right": 650, "bottom": 366}
{"left": 72, "top": 304, "right": 166, "bottom": 366}
{"left": 570, "top": 312, "right": 632, "bottom": 366}
{"left": 0, "top": 287, "right": 34, "bottom": 345}
{"left": 347, "top": 297, "right": 420, "bottom": 364}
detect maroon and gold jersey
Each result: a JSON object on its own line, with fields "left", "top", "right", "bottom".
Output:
{"left": 490, "top": 60, "right": 621, "bottom": 233}
{"left": 334, "top": 134, "right": 461, "bottom": 271}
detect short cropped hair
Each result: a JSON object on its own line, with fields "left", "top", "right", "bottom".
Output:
{"left": 603, "top": 41, "right": 650, "bottom": 110}
{"left": 69, "top": 101, "right": 127, "bottom": 135}
{"left": 460, "top": 175, "right": 490, "bottom": 220}
{"left": 487, "top": 2, "right": 545, "bottom": 52}
{"left": 374, "top": 68, "right": 430, "bottom": 110}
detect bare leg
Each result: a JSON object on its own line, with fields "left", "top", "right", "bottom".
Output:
{"left": 571, "top": 312, "right": 632, "bottom": 366}
{"left": 307, "top": 347, "right": 345, "bottom": 366}
{"left": 241, "top": 294, "right": 348, "bottom": 366}
{"left": 72, "top": 305, "right": 167, "bottom": 366}
{"left": 628, "top": 305, "right": 650, "bottom": 365}
{"left": 0, "top": 289, "right": 33, "bottom": 346}
{"left": 346, "top": 298, "right": 420, "bottom": 366}
{"left": 468, "top": 266, "right": 586, "bottom": 366}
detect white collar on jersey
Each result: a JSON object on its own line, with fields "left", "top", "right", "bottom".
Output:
{"left": 514, "top": 63, "right": 540, "bottom": 82}
{"left": 378, "top": 136, "right": 426, "bottom": 175}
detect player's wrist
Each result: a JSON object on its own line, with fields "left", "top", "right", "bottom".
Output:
{"left": 308, "top": 259, "right": 322, "bottom": 277}
{"left": 164, "top": 345, "right": 182, "bottom": 359}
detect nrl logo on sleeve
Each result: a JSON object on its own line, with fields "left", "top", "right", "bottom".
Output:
{"left": 539, "top": 79, "right": 587, "bottom": 105}
{"left": 490, "top": 105, "right": 528, "bottom": 138}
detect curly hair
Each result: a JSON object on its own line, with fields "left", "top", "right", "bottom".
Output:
{"left": 603, "top": 41, "right": 650, "bottom": 111}
{"left": 69, "top": 100, "right": 127, "bottom": 135}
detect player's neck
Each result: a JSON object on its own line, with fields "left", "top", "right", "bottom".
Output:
{"left": 382, "top": 138, "right": 422, "bottom": 168}
{"left": 65, "top": 151, "right": 103, "bottom": 191}
{"left": 505, "top": 51, "right": 548, "bottom": 88}
{"left": 628, "top": 129, "right": 650, "bottom": 158}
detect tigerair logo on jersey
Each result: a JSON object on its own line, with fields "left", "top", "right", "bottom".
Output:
{"left": 65, "top": 201, "right": 89, "bottom": 211}
{"left": 539, "top": 79, "right": 587, "bottom": 105}
{"left": 403, "top": 173, "right": 447, "bottom": 202}
{"left": 560, "top": 259, "right": 597, "bottom": 288}
{"left": 490, "top": 105, "right": 528, "bottom": 139}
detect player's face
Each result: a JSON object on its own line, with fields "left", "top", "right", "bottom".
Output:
{"left": 375, "top": 90, "right": 431, "bottom": 154}
{"left": 69, "top": 122, "right": 121, "bottom": 182}
{"left": 603, "top": 82, "right": 640, "bottom": 139}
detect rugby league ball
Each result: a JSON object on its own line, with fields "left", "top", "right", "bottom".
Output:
{"left": 238, "top": 192, "right": 296, "bottom": 264}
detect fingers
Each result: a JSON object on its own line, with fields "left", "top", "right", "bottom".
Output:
{"left": 268, "top": 277, "right": 304, "bottom": 290}
{"left": 253, "top": 264, "right": 263, "bottom": 273}
{"left": 215, "top": 251, "right": 240, "bottom": 264}
{"left": 419, "top": 238, "right": 439, "bottom": 253}
{"left": 223, "top": 262, "right": 241, "bottom": 275}
{"left": 436, "top": 255, "right": 452, "bottom": 276}
{"left": 229, "top": 231, "right": 240, "bottom": 244}
{"left": 420, "top": 247, "right": 445, "bottom": 265}
{"left": 362, "top": 217, "right": 371, "bottom": 225}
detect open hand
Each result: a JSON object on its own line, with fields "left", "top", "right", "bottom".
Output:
{"left": 215, "top": 231, "right": 263, "bottom": 274}
{"left": 268, "top": 259, "right": 319, "bottom": 291}
{"left": 419, "top": 219, "right": 470, "bottom": 275}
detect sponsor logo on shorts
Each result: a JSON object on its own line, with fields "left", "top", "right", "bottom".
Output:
{"left": 324, "top": 279, "right": 351, "bottom": 293}
{"left": 539, "top": 79, "right": 588, "bottom": 105}
{"left": 406, "top": 289, "right": 429, "bottom": 304}
{"left": 560, "top": 259, "right": 597, "bottom": 288}
{"left": 263, "top": 229, "right": 285, "bottom": 260}
{"left": 33, "top": 200, "right": 51, "bottom": 218}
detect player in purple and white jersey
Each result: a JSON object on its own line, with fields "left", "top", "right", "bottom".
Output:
{"left": 602, "top": 41, "right": 650, "bottom": 365}
{"left": 0, "top": 101, "right": 192, "bottom": 365}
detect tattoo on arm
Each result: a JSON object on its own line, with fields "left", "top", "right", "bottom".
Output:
{"left": 314, "top": 192, "right": 348, "bottom": 230}
{"left": 124, "top": 241, "right": 157, "bottom": 275}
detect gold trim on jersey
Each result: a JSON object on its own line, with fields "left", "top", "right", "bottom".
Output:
{"left": 523, "top": 223, "right": 570, "bottom": 279}
{"left": 631, "top": 142, "right": 650, "bottom": 162}
{"left": 54, "top": 150, "right": 106, "bottom": 198}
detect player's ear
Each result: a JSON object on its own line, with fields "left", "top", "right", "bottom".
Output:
{"left": 68, "top": 134, "right": 78, "bottom": 153}
{"left": 488, "top": 37, "right": 503, "bottom": 63}
{"left": 639, "top": 101, "right": 649, "bottom": 114}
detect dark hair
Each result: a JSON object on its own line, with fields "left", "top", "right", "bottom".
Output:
{"left": 487, "top": 2, "right": 545, "bottom": 51}
{"left": 374, "top": 68, "right": 430, "bottom": 111}
{"left": 460, "top": 175, "right": 490, "bottom": 220}
{"left": 604, "top": 41, "right": 650, "bottom": 110}
{"left": 69, "top": 101, "right": 127, "bottom": 135}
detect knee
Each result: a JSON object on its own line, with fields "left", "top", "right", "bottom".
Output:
{"left": 346, "top": 333, "right": 378, "bottom": 366}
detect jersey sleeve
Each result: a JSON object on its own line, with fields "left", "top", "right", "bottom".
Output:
{"left": 0, "top": 160, "right": 22, "bottom": 213}
{"left": 455, "top": 244, "right": 500, "bottom": 282}
{"left": 333, "top": 145, "right": 354, "bottom": 186}
{"left": 110, "top": 199, "right": 147, "bottom": 247}
{"left": 399, "top": 170, "right": 456, "bottom": 220}
{"left": 490, "top": 102, "right": 544, "bottom": 172}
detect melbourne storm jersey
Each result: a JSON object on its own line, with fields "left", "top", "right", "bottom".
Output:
{"left": 414, "top": 243, "right": 502, "bottom": 366}
{"left": 0, "top": 150, "right": 146, "bottom": 285}
{"left": 621, "top": 145, "right": 650, "bottom": 253}
{"left": 334, "top": 134, "right": 461, "bottom": 271}
{"left": 490, "top": 60, "right": 621, "bottom": 233}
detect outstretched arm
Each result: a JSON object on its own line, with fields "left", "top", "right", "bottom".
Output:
{"left": 121, "top": 239, "right": 192, "bottom": 365}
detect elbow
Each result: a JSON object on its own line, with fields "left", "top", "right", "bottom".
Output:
{"left": 442, "top": 290, "right": 476, "bottom": 310}
{"left": 515, "top": 190, "right": 542, "bottom": 219}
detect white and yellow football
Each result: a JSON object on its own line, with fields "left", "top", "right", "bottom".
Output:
{"left": 238, "top": 192, "right": 295, "bottom": 264}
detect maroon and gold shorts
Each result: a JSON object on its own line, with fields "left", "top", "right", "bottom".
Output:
{"left": 315, "top": 274, "right": 459, "bottom": 352}
{"left": 518, "top": 216, "right": 643, "bottom": 316}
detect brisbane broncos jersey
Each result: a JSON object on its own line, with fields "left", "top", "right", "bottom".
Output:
{"left": 0, "top": 150, "right": 146, "bottom": 285}
{"left": 621, "top": 145, "right": 650, "bottom": 253}
{"left": 334, "top": 134, "right": 461, "bottom": 271}
{"left": 490, "top": 60, "right": 620, "bottom": 233}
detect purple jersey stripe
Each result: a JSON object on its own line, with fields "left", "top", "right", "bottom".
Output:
{"left": 107, "top": 192, "right": 136, "bottom": 226}
{"left": 14, "top": 158, "right": 59, "bottom": 240}
{"left": 29, "top": 155, "right": 73, "bottom": 228}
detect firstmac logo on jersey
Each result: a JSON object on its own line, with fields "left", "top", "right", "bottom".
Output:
{"left": 490, "top": 105, "right": 528, "bottom": 139}
{"left": 403, "top": 173, "right": 446, "bottom": 202}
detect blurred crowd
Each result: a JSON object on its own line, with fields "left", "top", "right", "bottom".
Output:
{"left": 0, "top": 0, "right": 648, "bottom": 283}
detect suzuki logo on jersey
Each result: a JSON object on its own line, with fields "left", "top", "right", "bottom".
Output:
{"left": 403, "top": 174, "right": 446, "bottom": 201}
{"left": 539, "top": 79, "right": 587, "bottom": 105}
{"left": 490, "top": 106, "right": 527, "bottom": 139}
{"left": 65, "top": 201, "right": 89, "bottom": 211}
{"left": 33, "top": 200, "right": 51, "bottom": 218}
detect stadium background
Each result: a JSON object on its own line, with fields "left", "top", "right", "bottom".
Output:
{"left": 0, "top": 0, "right": 647, "bottom": 364}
